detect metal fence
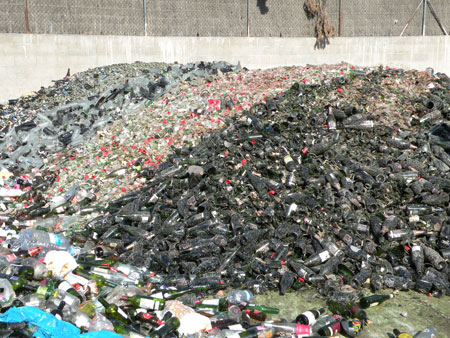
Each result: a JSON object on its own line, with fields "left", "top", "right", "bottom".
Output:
{"left": 1, "top": 0, "right": 449, "bottom": 37}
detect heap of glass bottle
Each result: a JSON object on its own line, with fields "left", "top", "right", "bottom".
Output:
{"left": 0, "top": 67, "right": 448, "bottom": 337}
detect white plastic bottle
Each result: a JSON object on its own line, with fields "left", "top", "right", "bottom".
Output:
{"left": 0, "top": 278, "right": 16, "bottom": 308}
{"left": 226, "top": 289, "right": 253, "bottom": 304}
{"left": 17, "top": 229, "right": 71, "bottom": 252}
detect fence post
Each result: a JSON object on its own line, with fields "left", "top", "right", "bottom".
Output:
{"left": 143, "top": 0, "right": 147, "bottom": 36}
{"left": 422, "top": 0, "right": 427, "bottom": 35}
{"left": 247, "top": 0, "right": 250, "bottom": 37}
{"left": 338, "top": 0, "right": 342, "bottom": 37}
{"left": 24, "top": 0, "right": 31, "bottom": 33}
{"left": 427, "top": 0, "right": 448, "bottom": 35}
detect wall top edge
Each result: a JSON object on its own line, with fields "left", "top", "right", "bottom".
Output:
{"left": 1, "top": 33, "right": 449, "bottom": 40}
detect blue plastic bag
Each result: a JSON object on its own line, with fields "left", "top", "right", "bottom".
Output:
{"left": 0, "top": 307, "right": 122, "bottom": 338}
{"left": 79, "top": 331, "right": 123, "bottom": 338}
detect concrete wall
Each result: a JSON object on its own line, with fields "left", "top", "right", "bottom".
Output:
{"left": 1, "top": 33, "right": 450, "bottom": 103}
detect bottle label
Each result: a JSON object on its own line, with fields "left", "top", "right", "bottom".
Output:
{"left": 65, "top": 273, "right": 88, "bottom": 287}
{"left": 116, "top": 169, "right": 126, "bottom": 176}
{"left": 412, "top": 246, "right": 421, "bottom": 252}
{"left": 139, "top": 310, "right": 151, "bottom": 317}
{"left": 318, "top": 250, "right": 331, "bottom": 262}
{"left": 356, "top": 224, "right": 368, "bottom": 233}
{"left": 302, "top": 311, "right": 316, "bottom": 325}
{"left": 55, "top": 206, "right": 65, "bottom": 214}
{"left": 49, "top": 234, "right": 62, "bottom": 245}
{"left": 73, "top": 314, "right": 90, "bottom": 328}
{"left": 227, "top": 334, "right": 240, "bottom": 338}
{"left": 259, "top": 330, "right": 273, "bottom": 338}
{"left": 284, "top": 155, "right": 294, "bottom": 164}
{"left": 151, "top": 291, "right": 164, "bottom": 299}
{"left": 36, "top": 286, "right": 48, "bottom": 296}
{"left": 389, "top": 231, "right": 402, "bottom": 239}
{"left": 398, "top": 334, "right": 412, "bottom": 338}
{"left": 200, "top": 299, "right": 219, "bottom": 306}
{"left": 328, "top": 243, "right": 340, "bottom": 256}
{"left": 129, "top": 332, "right": 145, "bottom": 338}
{"left": 228, "top": 324, "right": 244, "bottom": 331}
{"left": 28, "top": 247, "right": 41, "bottom": 256}
{"left": 298, "top": 267, "right": 308, "bottom": 278}
{"left": 330, "top": 321, "right": 341, "bottom": 334}
{"left": 113, "top": 264, "right": 131, "bottom": 274}
{"left": 409, "top": 215, "right": 420, "bottom": 222}
{"left": 349, "top": 245, "right": 359, "bottom": 253}
{"left": 88, "top": 281, "right": 99, "bottom": 294}
{"left": 6, "top": 253, "right": 16, "bottom": 262}
{"left": 117, "top": 307, "right": 128, "bottom": 320}
{"left": 369, "top": 302, "right": 380, "bottom": 307}
{"left": 140, "top": 298, "right": 161, "bottom": 310}
{"left": 295, "top": 323, "right": 311, "bottom": 335}
{"left": 58, "top": 281, "right": 72, "bottom": 292}
{"left": 73, "top": 283, "right": 86, "bottom": 295}
{"left": 92, "top": 267, "right": 108, "bottom": 274}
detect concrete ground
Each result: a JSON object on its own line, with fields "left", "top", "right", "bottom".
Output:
{"left": 253, "top": 289, "right": 450, "bottom": 338}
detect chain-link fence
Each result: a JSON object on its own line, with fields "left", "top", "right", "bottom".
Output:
{"left": 146, "top": 0, "right": 247, "bottom": 37}
{"left": 340, "top": 0, "right": 450, "bottom": 37}
{"left": 1, "top": 0, "right": 449, "bottom": 38}
{"left": 248, "top": 0, "right": 321, "bottom": 37}
{"left": 0, "top": 0, "right": 145, "bottom": 35}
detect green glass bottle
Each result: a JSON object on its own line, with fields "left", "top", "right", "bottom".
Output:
{"left": 327, "top": 300, "right": 368, "bottom": 322}
{"left": 243, "top": 309, "right": 267, "bottom": 321}
{"left": 17, "top": 266, "right": 35, "bottom": 280}
{"left": 8, "top": 246, "right": 43, "bottom": 261}
{"left": 151, "top": 286, "right": 205, "bottom": 300}
{"left": 147, "top": 316, "right": 180, "bottom": 338}
{"left": 242, "top": 303, "right": 279, "bottom": 314}
{"left": 77, "top": 257, "right": 117, "bottom": 269}
{"left": 57, "top": 280, "right": 84, "bottom": 302}
{"left": 112, "top": 263, "right": 147, "bottom": 280}
{"left": 406, "top": 205, "right": 444, "bottom": 216}
{"left": 6, "top": 276, "right": 36, "bottom": 292}
{"left": 108, "top": 318, "right": 147, "bottom": 338}
{"left": 35, "top": 285, "right": 56, "bottom": 299}
{"left": 78, "top": 300, "right": 97, "bottom": 317}
{"left": 327, "top": 299, "right": 352, "bottom": 317}
{"left": 359, "top": 294, "right": 394, "bottom": 309}
{"left": 98, "top": 296, "right": 130, "bottom": 324}
{"left": 318, "top": 321, "right": 342, "bottom": 336}
{"left": 338, "top": 264, "right": 354, "bottom": 280}
{"left": 348, "top": 304, "right": 369, "bottom": 323}
{"left": 74, "top": 268, "right": 115, "bottom": 290}
{"left": 121, "top": 294, "right": 165, "bottom": 311}
{"left": 77, "top": 253, "right": 97, "bottom": 262}
{"left": 195, "top": 298, "right": 229, "bottom": 314}
{"left": 129, "top": 310, "right": 162, "bottom": 326}
{"left": 238, "top": 326, "right": 274, "bottom": 338}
